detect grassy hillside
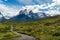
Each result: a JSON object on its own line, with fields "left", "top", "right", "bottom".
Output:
{"left": 0, "top": 15, "right": 60, "bottom": 40}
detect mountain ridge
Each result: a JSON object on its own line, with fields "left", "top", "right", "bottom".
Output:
{"left": 0, "top": 5, "right": 59, "bottom": 21}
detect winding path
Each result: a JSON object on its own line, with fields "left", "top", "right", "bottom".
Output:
{"left": 14, "top": 34, "right": 36, "bottom": 40}
{"left": 10, "top": 25, "right": 37, "bottom": 40}
{"left": 13, "top": 32, "right": 36, "bottom": 40}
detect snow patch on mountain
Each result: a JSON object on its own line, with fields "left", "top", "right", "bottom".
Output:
{"left": 46, "top": 10, "right": 60, "bottom": 16}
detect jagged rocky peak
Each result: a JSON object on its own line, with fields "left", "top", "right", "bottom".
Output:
{"left": 19, "top": 8, "right": 47, "bottom": 17}
{"left": 11, "top": 8, "right": 47, "bottom": 21}
{"left": 19, "top": 9, "right": 29, "bottom": 15}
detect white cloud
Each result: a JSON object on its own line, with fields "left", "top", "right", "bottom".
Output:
{"left": 46, "top": 10, "right": 60, "bottom": 16}
{"left": 55, "top": 0, "right": 60, "bottom": 5}
{"left": 20, "top": 1, "right": 56, "bottom": 13}
{"left": 0, "top": 4, "right": 20, "bottom": 19}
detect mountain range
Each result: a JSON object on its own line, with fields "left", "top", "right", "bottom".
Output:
{"left": 11, "top": 9, "right": 47, "bottom": 21}
{"left": 0, "top": 5, "right": 59, "bottom": 21}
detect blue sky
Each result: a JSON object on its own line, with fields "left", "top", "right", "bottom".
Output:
{"left": 0, "top": 0, "right": 54, "bottom": 6}
{"left": 0, "top": 0, "right": 59, "bottom": 10}
{"left": 0, "top": 0, "right": 59, "bottom": 11}
{"left": 0, "top": 0, "right": 58, "bottom": 10}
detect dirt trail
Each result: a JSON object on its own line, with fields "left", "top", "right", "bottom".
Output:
{"left": 10, "top": 25, "right": 37, "bottom": 40}
{"left": 14, "top": 33, "right": 36, "bottom": 40}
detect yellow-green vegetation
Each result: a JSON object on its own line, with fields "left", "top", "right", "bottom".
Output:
{"left": 0, "top": 32, "right": 20, "bottom": 40}
{"left": 0, "top": 15, "right": 60, "bottom": 40}
{"left": 0, "top": 23, "right": 20, "bottom": 40}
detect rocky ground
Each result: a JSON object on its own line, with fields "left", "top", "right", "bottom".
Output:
{"left": 14, "top": 34, "right": 36, "bottom": 40}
